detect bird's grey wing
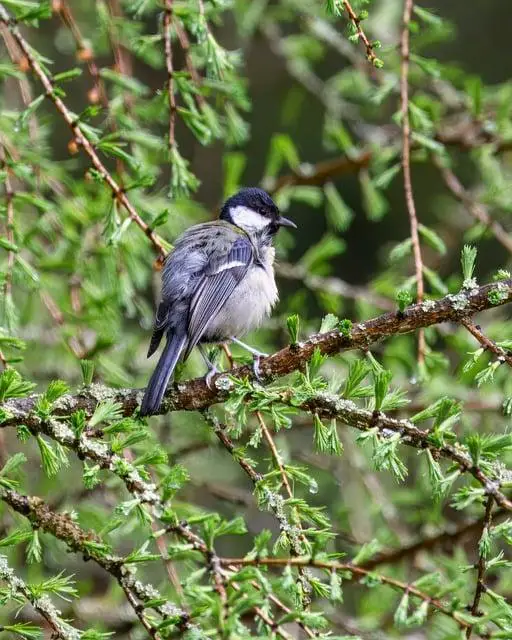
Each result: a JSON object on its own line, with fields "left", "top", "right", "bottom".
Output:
{"left": 147, "top": 228, "right": 212, "bottom": 357}
{"left": 147, "top": 300, "right": 171, "bottom": 357}
{"left": 183, "top": 235, "right": 254, "bottom": 358}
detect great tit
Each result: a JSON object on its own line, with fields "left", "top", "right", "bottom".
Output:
{"left": 140, "top": 187, "right": 296, "bottom": 416}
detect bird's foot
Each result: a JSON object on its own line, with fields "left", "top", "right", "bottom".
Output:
{"left": 205, "top": 364, "right": 220, "bottom": 390}
{"left": 251, "top": 351, "right": 268, "bottom": 381}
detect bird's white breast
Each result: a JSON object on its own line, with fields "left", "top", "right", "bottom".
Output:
{"left": 207, "top": 246, "right": 278, "bottom": 338}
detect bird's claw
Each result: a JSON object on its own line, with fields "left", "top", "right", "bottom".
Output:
{"left": 205, "top": 365, "right": 220, "bottom": 390}
{"left": 252, "top": 352, "right": 267, "bottom": 381}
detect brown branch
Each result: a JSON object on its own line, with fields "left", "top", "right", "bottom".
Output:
{"left": 218, "top": 555, "right": 471, "bottom": 630}
{"left": 2, "top": 278, "right": 512, "bottom": 423}
{"left": 256, "top": 411, "right": 312, "bottom": 604}
{"left": 0, "top": 145, "right": 15, "bottom": 313}
{"left": 466, "top": 496, "right": 494, "bottom": 638}
{"left": 360, "top": 509, "right": 507, "bottom": 571}
{"left": 341, "top": 0, "right": 380, "bottom": 66}
{"left": 54, "top": 0, "right": 108, "bottom": 107}
{"left": 435, "top": 159, "right": 512, "bottom": 254}
{"left": 266, "top": 150, "right": 372, "bottom": 193}
{"left": 163, "top": 0, "right": 176, "bottom": 149}
{"left": 0, "top": 4, "right": 167, "bottom": 258}
{"left": 40, "top": 291, "right": 85, "bottom": 359}
{"left": 257, "top": 411, "right": 293, "bottom": 498}
{"left": 174, "top": 22, "right": 206, "bottom": 110}
{"left": 0, "top": 24, "right": 39, "bottom": 143}
{"left": 462, "top": 318, "right": 512, "bottom": 368}
{"left": 400, "top": 0, "right": 425, "bottom": 365}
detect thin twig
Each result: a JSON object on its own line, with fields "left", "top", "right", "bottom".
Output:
{"left": 257, "top": 411, "right": 293, "bottom": 498}
{"left": 341, "top": 0, "right": 380, "bottom": 65}
{"left": 174, "top": 22, "right": 206, "bottom": 109}
{"left": 0, "top": 4, "right": 167, "bottom": 258}
{"left": 435, "top": 159, "right": 512, "bottom": 254}
{"left": 466, "top": 496, "right": 494, "bottom": 638}
{"left": 266, "top": 150, "right": 372, "bottom": 193}
{"left": 163, "top": 0, "right": 176, "bottom": 149}
{"left": 55, "top": 0, "right": 108, "bottom": 107}
{"left": 462, "top": 319, "right": 512, "bottom": 369}
{"left": 360, "top": 509, "right": 506, "bottom": 571}
{"left": 0, "top": 145, "right": 15, "bottom": 315}
{"left": 219, "top": 555, "right": 472, "bottom": 630}
{"left": 400, "top": 0, "right": 425, "bottom": 365}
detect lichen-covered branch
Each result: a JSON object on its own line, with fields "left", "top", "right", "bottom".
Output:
{"left": 1, "top": 488, "right": 192, "bottom": 637}
{"left": 1, "top": 278, "right": 511, "bottom": 424}
{"left": 303, "top": 392, "right": 512, "bottom": 511}
{"left": 0, "top": 554, "right": 79, "bottom": 639}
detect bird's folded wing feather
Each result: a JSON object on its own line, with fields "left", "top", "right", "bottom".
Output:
{"left": 184, "top": 235, "right": 254, "bottom": 358}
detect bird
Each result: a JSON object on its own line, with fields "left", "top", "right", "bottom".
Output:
{"left": 139, "top": 187, "right": 296, "bottom": 416}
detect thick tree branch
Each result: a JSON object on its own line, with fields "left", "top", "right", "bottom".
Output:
{"left": 2, "top": 278, "right": 511, "bottom": 424}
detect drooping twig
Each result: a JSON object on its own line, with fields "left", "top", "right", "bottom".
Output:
{"left": 257, "top": 411, "right": 293, "bottom": 498}
{"left": 466, "top": 496, "right": 494, "bottom": 638}
{"left": 54, "top": 0, "right": 108, "bottom": 107}
{"left": 163, "top": 0, "right": 176, "bottom": 149}
{"left": 0, "top": 145, "right": 15, "bottom": 325}
{"left": 461, "top": 318, "right": 512, "bottom": 369}
{"left": 218, "top": 555, "right": 472, "bottom": 630}
{"left": 435, "top": 158, "right": 512, "bottom": 254}
{"left": 340, "top": 0, "right": 381, "bottom": 66}
{"left": 400, "top": 0, "right": 425, "bottom": 365}
{"left": 201, "top": 413, "right": 317, "bottom": 636}
{"left": 40, "top": 291, "right": 85, "bottom": 359}
{"left": 174, "top": 22, "right": 206, "bottom": 110}
{"left": 256, "top": 411, "right": 312, "bottom": 603}
{"left": 0, "top": 4, "right": 167, "bottom": 258}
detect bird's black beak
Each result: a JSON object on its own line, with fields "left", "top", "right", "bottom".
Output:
{"left": 277, "top": 216, "right": 297, "bottom": 229}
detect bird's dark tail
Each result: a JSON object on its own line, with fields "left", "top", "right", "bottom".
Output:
{"left": 140, "top": 332, "right": 187, "bottom": 417}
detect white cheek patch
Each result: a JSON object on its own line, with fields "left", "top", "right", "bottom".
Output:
{"left": 230, "top": 205, "right": 269, "bottom": 232}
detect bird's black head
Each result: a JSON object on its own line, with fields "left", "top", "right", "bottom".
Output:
{"left": 220, "top": 187, "right": 296, "bottom": 235}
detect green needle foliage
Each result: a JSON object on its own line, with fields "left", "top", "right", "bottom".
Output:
{"left": 0, "top": 0, "right": 511, "bottom": 638}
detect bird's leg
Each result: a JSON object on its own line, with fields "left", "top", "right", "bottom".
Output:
{"left": 230, "top": 337, "right": 268, "bottom": 381}
{"left": 198, "top": 344, "right": 220, "bottom": 390}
